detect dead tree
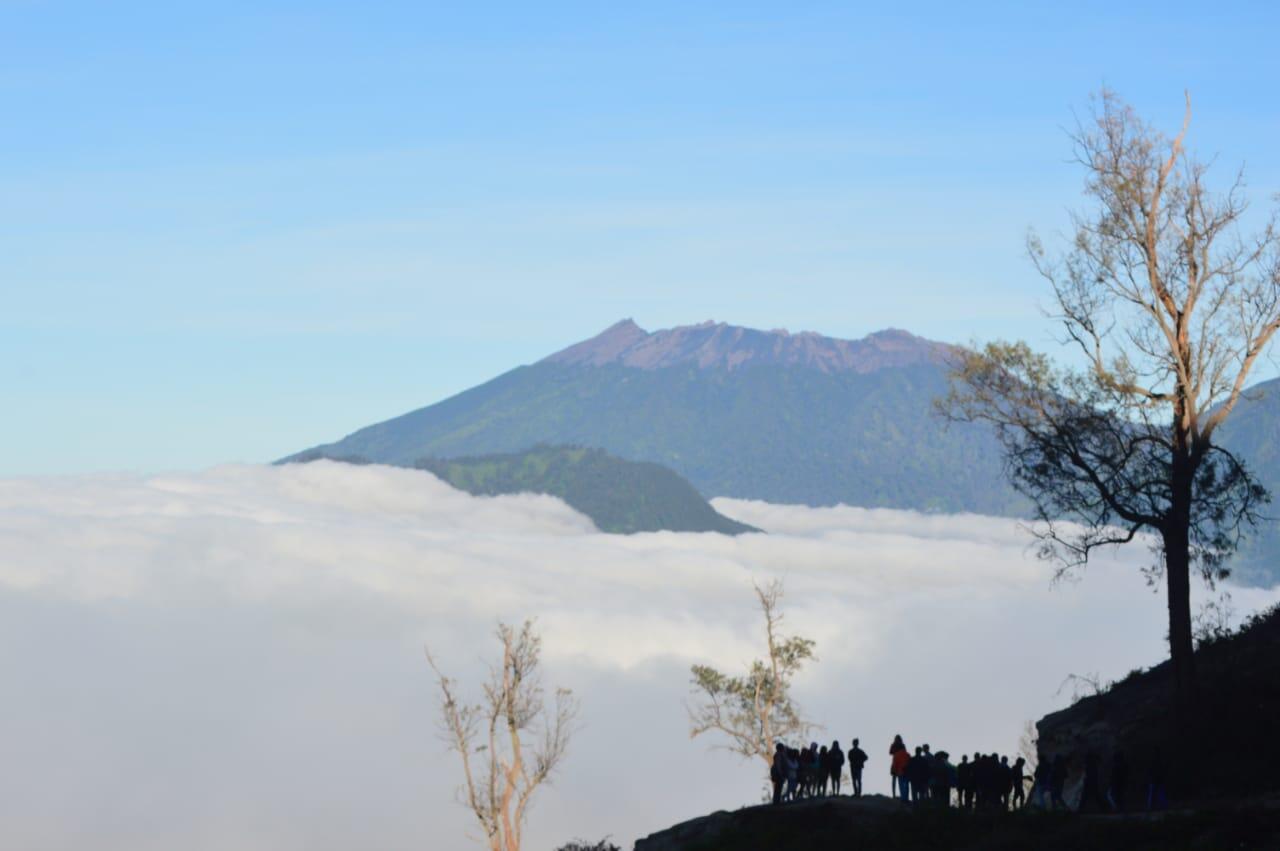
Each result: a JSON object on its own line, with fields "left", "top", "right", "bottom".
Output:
{"left": 944, "top": 90, "right": 1280, "bottom": 715}
{"left": 688, "top": 579, "right": 816, "bottom": 775}
{"left": 427, "top": 621, "right": 579, "bottom": 851}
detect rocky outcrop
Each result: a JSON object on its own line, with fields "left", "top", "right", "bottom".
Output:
{"left": 1035, "top": 603, "right": 1280, "bottom": 804}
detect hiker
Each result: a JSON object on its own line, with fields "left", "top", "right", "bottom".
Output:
{"left": 1079, "top": 752, "right": 1109, "bottom": 812}
{"left": 1032, "top": 753, "right": 1050, "bottom": 808}
{"left": 931, "top": 751, "right": 956, "bottom": 807}
{"left": 957, "top": 755, "right": 973, "bottom": 809}
{"left": 771, "top": 742, "right": 786, "bottom": 805}
{"left": 1108, "top": 750, "right": 1129, "bottom": 812}
{"left": 1010, "top": 757, "right": 1028, "bottom": 809}
{"left": 973, "top": 753, "right": 992, "bottom": 810}
{"left": 817, "top": 746, "right": 830, "bottom": 796}
{"left": 1049, "top": 754, "right": 1068, "bottom": 810}
{"left": 890, "top": 736, "right": 910, "bottom": 801}
{"left": 828, "top": 740, "right": 845, "bottom": 795}
{"left": 785, "top": 748, "right": 801, "bottom": 801}
{"left": 848, "top": 739, "right": 868, "bottom": 797}
{"left": 908, "top": 746, "right": 933, "bottom": 803}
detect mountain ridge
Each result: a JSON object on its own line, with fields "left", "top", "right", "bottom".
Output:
{"left": 542, "top": 319, "right": 951, "bottom": 373}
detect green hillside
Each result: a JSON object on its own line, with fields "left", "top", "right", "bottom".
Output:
{"left": 414, "top": 446, "right": 756, "bottom": 535}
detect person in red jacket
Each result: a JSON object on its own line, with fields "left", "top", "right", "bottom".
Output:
{"left": 890, "top": 734, "right": 910, "bottom": 801}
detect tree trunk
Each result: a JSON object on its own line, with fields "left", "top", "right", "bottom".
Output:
{"left": 1164, "top": 524, "right": 1195, "bottom": 707}
{"left": 1165, "top": 450, "right": 1196, "bottom": 719}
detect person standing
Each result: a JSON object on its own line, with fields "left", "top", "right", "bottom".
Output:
{"left": 1010, "top": 757, "right": 1028, "bottom": 809}
{"left": 848, "top": 739, "right": 868, "bottom": 798}
{"left": 1032, "top": 753, "right": 1050, "bottom": 809}
{"left": 1050, "top": 754, "right": 1068, "bottom": 810}
{"left": 785, "top": 747, "right": 800, "bottom": 801}
{"left": 1080, "top": 752, "right": 1109, "bottom": 812}
{"left": 828, "top": 740, "right": 845, "bottom": 795}
{"left": 890, "top": 735, "right": 910, "bottom": 801}
{"left": 957, "top": 755, "right": 973, "bottom": 809}
{"left": 771, "top": 742, "right": 786, "bottom": 805}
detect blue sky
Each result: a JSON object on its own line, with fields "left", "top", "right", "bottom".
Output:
{"left": 3, "top": 1, "right": 1279, "bottom": 474}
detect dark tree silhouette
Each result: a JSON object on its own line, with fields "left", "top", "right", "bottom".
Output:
{"left": 944, "top": 90, "right": 1280, "bottom": 715}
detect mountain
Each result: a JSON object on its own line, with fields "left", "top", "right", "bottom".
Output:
{"left": 285, "top": 319, "right": 1280, "bottom": 584}
{"left": 414, "top": 445, "right": 756, "bottom": 535}
{"left": 1213, "top": 377, "right": 1280, "bottom": 585}
{"left": 285, "top": 320, "right": 1021, "bottom": 515}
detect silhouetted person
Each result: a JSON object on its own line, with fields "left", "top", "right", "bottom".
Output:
{"left": 1108, "top": 750, "right": 1129, "bottom": 812}
{"left": 829, "top": 740, "right": 845, "bottom": 794}
{"left": 771, "top": 742, "right": 786, "bottom": 805}
{"left": 785, "top": 748, "right": 800, "bottom": 801}
{"left": 818, "top": 746, "right": 831, "bottom": 796}
{"left": 848, "top": 739, "right": 868, "bottom": 797}
{"left": 908, "top": 746, "right": 934, "bottom": 803}
{"left": 890, "top": 736, "right": 910, "bottom": 801}
{"left": 1079, "top": 751, "right": 1109, "bottom": 812}
{"left": 999, "top": 755, "right": 1012, "bottom": 809}
{"left": 931, "top": 751, "right": 955, "bottom": 807}
{"left": 958, "top": 755, "right": 973, "bottom": 809}
{"left": 1011, "top": 757, "right": 1028, "bottom": 809}
{"left": 1032, "top": 752, "right": 1050, "bottom": 809}
{"left": 1146, "top": 750, "right": 1168, "bottom": 811}
{"left": 1050, "top": 754, "right": 1068, "bottom": 810}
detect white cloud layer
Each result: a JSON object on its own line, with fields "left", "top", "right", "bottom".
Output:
{"left": 1, "top": 461, "right": 1277, "bottom": 850}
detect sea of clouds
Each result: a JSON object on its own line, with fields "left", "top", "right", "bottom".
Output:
{"left": 2, "top": 460, "right": 1278, "bottom": 850}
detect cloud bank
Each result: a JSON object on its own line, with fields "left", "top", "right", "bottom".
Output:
{"left": 1, "top": 461, "right": 1277, "bottom": 850}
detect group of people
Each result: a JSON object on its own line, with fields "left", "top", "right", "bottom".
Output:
{"left": 768, "top": 734, "right": 1164, "bottom": 813}
{"left": 888, "top": 736, "right": 1027, "bottom": 810}
{"left": 770, "top": 739, "right": 869, "bottom": 804}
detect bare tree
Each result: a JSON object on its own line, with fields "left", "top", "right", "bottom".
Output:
{"left": 427, "top": 621, "right": 579, "bottom": 851}
{"left": 944, "top": 89, "right": 1280, "bottom": 714}
{"left": 688, "top": 579, "right": 816, "bottom": 774}
{"left": 1017, "top": 720, "right": 1039, "bottom": 776}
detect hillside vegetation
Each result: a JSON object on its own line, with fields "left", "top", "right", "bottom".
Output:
{"left": 415, "top": 446, "right": 756, "bottom": 535}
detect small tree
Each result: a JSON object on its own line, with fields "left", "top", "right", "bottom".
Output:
{"left": 427, "top": 621, "right": 579, "bottom": 851}
{"left": 944, "top": 90, "right": 1280, "bottom": 714}
{"left": 688, "top": 579, "right": 816, "bottom": 774}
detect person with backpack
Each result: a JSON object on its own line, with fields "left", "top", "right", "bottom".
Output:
{"left": 847, "top": 738, "right": 868, "bottom": 798}
{"left": 828, "top": 740, "right": 845, "bottom": 795}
